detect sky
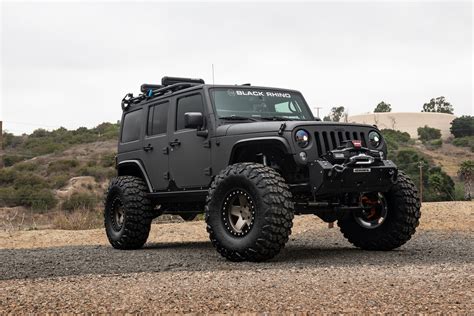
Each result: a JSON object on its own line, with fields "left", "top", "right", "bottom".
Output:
{"left": 1, "top": 0, "right": 472, "bottom": 135}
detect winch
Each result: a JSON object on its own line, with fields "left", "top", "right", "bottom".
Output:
{"left": 309, "top": 140, "right": 398, "bottom": 197}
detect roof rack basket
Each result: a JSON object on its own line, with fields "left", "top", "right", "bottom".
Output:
{"left": 122, "top": 76, "right": 205, "bottom": 110}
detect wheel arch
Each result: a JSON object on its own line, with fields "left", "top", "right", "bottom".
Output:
{"left": 117, "top": 160, "right": 153, "bottom": 192}
{"left": 229, "top": 137, "right": 292, "bottom": 165}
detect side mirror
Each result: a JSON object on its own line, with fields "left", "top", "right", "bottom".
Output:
{"left": 184, "top": 112, "right": 204, "bottom": 129}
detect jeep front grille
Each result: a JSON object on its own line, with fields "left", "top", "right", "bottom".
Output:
{"left": 314, "top": 130, "right": 367, "bottom": 157}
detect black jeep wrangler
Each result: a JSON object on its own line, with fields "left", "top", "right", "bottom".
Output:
{"left": 104, "top": 76, "right": 421, "bottom": 261}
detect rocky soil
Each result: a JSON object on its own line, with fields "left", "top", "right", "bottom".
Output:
{"left": 0, "top": 201, "right": 473, "bottom": 313}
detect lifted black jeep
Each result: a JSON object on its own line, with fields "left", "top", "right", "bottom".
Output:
{"left": 104, "top": 76, "right": 421, "bottom": 261}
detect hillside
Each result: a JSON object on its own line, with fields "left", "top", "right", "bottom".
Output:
{"left": 0, "top": 123, "right": 472, "bottom": 231}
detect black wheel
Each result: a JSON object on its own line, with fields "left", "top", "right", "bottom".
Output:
{"left": 338, "top": 171, "right": 421, "bottom": 250}
{"left": 104, "top": 176, "right": 153, "bottom": 249}
{"left": 205, "top": 163, "right": 294, "bottom": 262}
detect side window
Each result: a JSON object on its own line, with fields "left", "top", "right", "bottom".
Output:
{"left": 121, "top": 109, "right": 142, "bottom": 143}
{"left": 147, "top": 101, "right": 169, "bottom": 136}
{"left": 176, "top": 94, "right": 204, "bottom": 130}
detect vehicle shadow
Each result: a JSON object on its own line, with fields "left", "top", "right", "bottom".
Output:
{"left": 1, "top": 230, "right": 472, "bottom": 280}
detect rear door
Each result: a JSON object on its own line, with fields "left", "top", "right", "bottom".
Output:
{"left": 141, "top": 100, "right": 170, "bottom": 190}
{"left": 168, "top": 92, "right": 211, "bottom": 188}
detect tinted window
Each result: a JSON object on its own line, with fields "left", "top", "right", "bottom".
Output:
{"left": 147, "top": 102, "right": 169, "bottom": 136}
{"left": 121, "top": 109, "right": 142, "bottom": 143}
{"left": 176, "top": 94, "right": 204, "bottom": 130}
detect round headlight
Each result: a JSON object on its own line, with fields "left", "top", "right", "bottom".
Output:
{"left": 295, "top": 129, "right": 310, "bottom": 148}
{"left": 369, "top": 131, "right": 382, "bottom": 148}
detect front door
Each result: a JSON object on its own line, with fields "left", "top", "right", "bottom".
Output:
{"left": 142, "top": 100, "right": 170, "bottom": 191}
{"left": 168, "top": 93, "right": 211, "bottom": 188}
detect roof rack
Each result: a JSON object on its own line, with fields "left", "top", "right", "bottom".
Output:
{"left": 121, "top": 76, "right": 205, "bottom": 110}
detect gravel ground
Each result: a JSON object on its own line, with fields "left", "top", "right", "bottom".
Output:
{"left": 0, "top": 201, "right": 473, "bottom": 313}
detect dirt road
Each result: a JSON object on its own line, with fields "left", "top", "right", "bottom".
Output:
{"left": 1, "top": 202, "right": 473, "bottom": 313}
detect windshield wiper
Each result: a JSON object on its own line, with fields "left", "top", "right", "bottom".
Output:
{"left": 219, "top": 116, "right": 260, "bottom": 122}
{"left": 260, "top": 116, "right": 296, "bottom": 121}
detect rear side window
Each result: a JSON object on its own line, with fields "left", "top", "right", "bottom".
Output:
{"left": 121, "top": 109, "right": 142, "bottom": 143}
{"left": 176, "top": 94, "right": 204, "bottom": 130}
{"left": 147, "top": 101, "right": 169, "bottom": 136}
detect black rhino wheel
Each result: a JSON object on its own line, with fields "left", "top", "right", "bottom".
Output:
{"left": 338, "top": 171, "right": 421, "bottom": 250}
{"left": 205, "top": 163, "right": 294, "bottom": 262}
{"left": 104, "top": 176, "right": 153, "bottom": 249}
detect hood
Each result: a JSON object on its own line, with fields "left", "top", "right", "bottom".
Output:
{"left": 215, "top": 120, "right": 377, "bottom": 137}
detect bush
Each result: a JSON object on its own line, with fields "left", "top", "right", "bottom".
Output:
{"left": 47, "top": 159, "right": 79, "bottom": 174}
{"left": 424, "top": 167, "right": 455, "bottom": 201}
{"left": 78, "top": 166, "right": 115, "bottom": 182}
{"left": 381, "top": 129, "right": 411, "bottom": 152}
{"left": 452, "top": 136, "right": 474, "bottom": 151}
{"left": 427, "top": 139, "right": 442, "bottom": 149}
{"left": 2, "top": 154, "right": 26, "bottom": 167}
{"left": 0, "top": 187, "right": 18, "bottom": 207}
{"left": 0, "top": 169, "right": 19, "bottom": 186}
{"left": 62, "top": 192, "right": 99, "bottom": 211}
{"left": 13, "top": 173, "right": 49, "bottom": 190}
{"left": 53, "top": 209, "right": 102, "bottom": 230}
{"left": 13, "top": 161, "right": 40, "bottom": 172}
{"left": 50, "top": 174, "right": 70, "bottom": 189}
{"left": 418, "top": 125, "right": 441, "bottom": 142}
{"left": 11, "top": 186, "right": 58, "bottom": 211}
{"left": 100, "top": 152, "right": 116, "bottom": 168}
{"left": 450, "top": 115, "right": 474, "bottom": 138}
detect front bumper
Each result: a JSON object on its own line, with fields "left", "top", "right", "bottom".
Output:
{"left": 309, "top": 160, "right": 398, "bottom": 196}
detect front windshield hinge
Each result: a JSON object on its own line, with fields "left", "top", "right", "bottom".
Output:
{"left": 278, "top": 123, "right": 286, "bottom": 135}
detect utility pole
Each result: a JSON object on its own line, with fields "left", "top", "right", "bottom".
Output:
{"left": 314, "top": 107, "right": 322, "bottom": 118}
{"left": 418, "top": 161, "right": 423, "bottom": 203}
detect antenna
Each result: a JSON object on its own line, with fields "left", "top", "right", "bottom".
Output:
{"left": 314, "top": 106, "right": 323, "bottom": 118}
{"left": 212, "top": 64, "right": 215, "bottom": 85}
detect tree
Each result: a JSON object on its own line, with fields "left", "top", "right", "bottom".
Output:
{"left": 374, "top": 101, "right": 392, "bottom": 113}
{"left": 450, "top": 115, "right": 474, "bottom": 138}
{"left": 323, "top": 106, "right": 345, "bottom": 122}
{"left": 458, "top": 160, "right": 473, "bottom": 200}
{"left": 417, "top": 125, "right": 441, "bottom": 142}
{"left": 422, "top": 96, "right": 454, "bottom": 114}
{"left": 426, "top": 167, "right": 455, "bottom": 201}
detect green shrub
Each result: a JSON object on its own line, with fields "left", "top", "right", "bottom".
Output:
{"left": 62, "top": 192, "right": 99, "bottom": 211}
{"left": 9, "top": 186, "right": 58, "bottom": 211}
{"left": 427, "top": 139, "right": 442, "bottom": 149}
{"left": 13, "top": 173, "right": 49, "bottom": 190}
{"left": 0, "top": 168, "right": 19, "bottom": 186}
{"left": 381, "top": 129, "right": 412, "bottom": 152}
{"left": 0, "top": 187, "right": 17, "bottom": 207}
{"left": 424, "top": 167, "right": 455, "bottom": 201}
{"left": 417, "top": 125, "right": 441, "bottom": 142}
{"left": 13, "top": 161, "right": 40, "bottom": 172}
{"left": 452, "top": 136, "right": 474, "bottom": 150}
{"left": 47, "top": 159, "right": 79, "bottom": 174}
{"left": 381, "top": 129, "right": 411, "bottom": 143}
{"left": 450, "top": 115, "right": 474, "bottom": 138}
{"left": 2, "top": 154, "right": 26, "bottom": 167}
{"left": 100, "top": 152, "right": 116, "bottom": 168}
{"left": 50, "top": 174, "right": 70, "bottom": 189}
{"left": 78, "top": 166, "right": 115, "bottom": 181}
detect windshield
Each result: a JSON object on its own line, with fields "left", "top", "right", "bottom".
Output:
{"left": 210, "top": 88, "right": 313, "bottom": 121}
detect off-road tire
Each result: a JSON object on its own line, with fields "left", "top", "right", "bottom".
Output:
{"left": 338, "top": 171, "right": 421, "bottom": 250}
{"left": 206, "top": 163, "right": 294, "bottom": 262}
{"left": 104, "top": 176, "right": 153, "bottom": 249}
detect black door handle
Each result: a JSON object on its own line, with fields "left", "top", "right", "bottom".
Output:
{"left": 169, "top": 139, "right": 181, "bottom": 147}
{"left": 143, "top": 144, "right": 154, "bottom": 152}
